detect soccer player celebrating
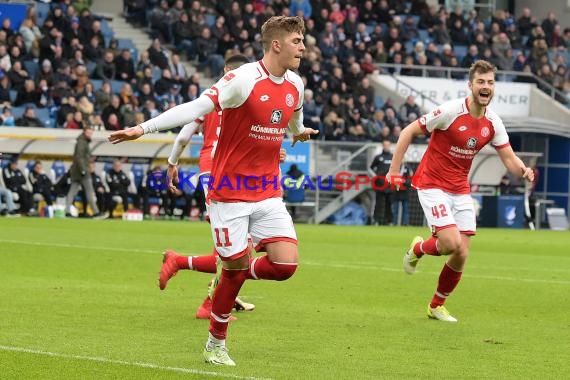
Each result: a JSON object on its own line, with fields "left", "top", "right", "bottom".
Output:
{"left": 387, "top": 60, "right": 534, "bottom": 323}
{"left": 162, "top": 54, "right": 256, "bottom": 320}
{"left": 109, "top": 16, "right": 318, "bottom": 365}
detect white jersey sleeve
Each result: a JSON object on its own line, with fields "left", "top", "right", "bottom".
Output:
{"left": 286, "top": 70, "right": 306, "bottom": 135}
{"left": 168, "top": 120, "right": 201, "bottom": 165}
{"left": 206, "top": 65, "right": 254, "bottom": 110}
{"left": 140, "top": 95, "right": 215, "bottom": 134}
{"left": 418, "top": 98, "right": 464, "bottom": 134}
{"left": 487, "top": 109, "right": 510, "bottom": 148}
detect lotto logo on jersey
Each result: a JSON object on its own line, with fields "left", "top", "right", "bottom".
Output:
{"left": 270, "top": 110, "right": 283, "bottom": 124}
{"left": 285, "top": 93, "right": 294, "bottom": 107}
{"left": 467, "top": 137, "right": 477, "bottom": 149}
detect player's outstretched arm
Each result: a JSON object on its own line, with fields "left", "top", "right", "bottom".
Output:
{"left": 387, "top": 120, "right": 423, "bottom": 186}
{"left": 497, "top": 145, "right": 535, "bottom": 182}
{"left": 108, "top": 96, "right": 215, "bottom": 144}
{"left": 108, "top": 125, "right": 144, "bottom": 144}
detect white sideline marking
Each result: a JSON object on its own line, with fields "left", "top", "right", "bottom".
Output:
{"left": 0, "top": 345, "right": 271, "bottom": 380}
{"left": 3, "top": 239, "right": 570, "bottom": 285}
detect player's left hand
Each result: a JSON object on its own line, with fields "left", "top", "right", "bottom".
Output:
{"left": 167, "top": 164, "right": 182, "bottom": 196}
{"left": 279, "top": 148, "right": 286, "bottom": 163}
{"left": 521, "top": 167, "right": 535, "bottom": 182}
{"left": 108, "top": 125, "right": 144, "bottom": 144}
{"left": 292, "top": 128, "right": 319, "bottom": 147}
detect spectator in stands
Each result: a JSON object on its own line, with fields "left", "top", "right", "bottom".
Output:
{"left": 461, "top": 45, "right": 480, "bottom": 68}
{"left": 95, "top": 50, "right": 116, "bottom": 81}
{"left": 323, "top": 111, "right": 346, "bottom": 141}
{"left": 399, "top": 96, "right": 421, "bottom": 124}
{"left": 154, "top": 68, "right": 175, "bottom": 97}
{"left": 147, "top": 38, "right": 169, "bottom": 70}
{"left": 85, "top": 20, "right": 105, "bottom": 48}
{"left": 57, "top": 95, "right": 77, "bottom": 127}
{"left": 541, "top": 11, "right": 558, "bottom": 44}
{"left": 19, "top": 18, "right": 42, "bottom": 59}
{"left": 77, "top": 95, "right": 94, "bottom": 121}
{"left": 84, "top": 35, "right": 104, "bottom": 63}
{"left": 16, "top": 106, "right": 43, "bottom": 127}
{"left": 7, "top": 61, "right": 29, "bottom": 92}
{"left": 105, "top": 159, "right": 131, "bottom": 218}
{"left": 290, "top": 0, "right": 312, "bottom": 19}
{"left": 347, "top": 109, "right": 368, "bottom": 141}
{"left": 0, "top": 106, "right": 15, "bottom": 126}
{"left": 173, "top": 12, "right": 195, "bottom": 61}
{"left": 2, "top": 157, "right": 34, "bottom": 215}
{"left": 142, "top": 100, "right": 160, "bottom": 120}
{"left": 36, "top": 59, "right": 55, "bottom": 87}
{"left": 14, "top": 79, "right": 39, "bottom": 107}
{"left": 65, "top": 16, "right": 85, "bottom": 46}
{"left": 102, "top": 94, "right": 122, "bottom": 127}
{"left": 65, "top": 126, "right": 105, "bottom": 218}
{"left": 517, "top": 7, "right": 536, "bottom": 37}
{"left": 194, "top": 28, "right": 224, "bottom": 78}
{"left": 383, "top": 107, "right": 400, "bottom": 130}
{"left": 169, "top": 53, "right": 187, "bottom": 84}
{"left": 64, "top": 110, "right": 85, "bottom": 129}
{"left": 0, "top": 43, "right": 11, "bottom": 73}
{"left": 491, "top": 33, "right": 513, "bottom": 70}
{"left": 302, "top": 89, "right": 322, "bottom": 137}
{"left": 28, "top": 161, "right": 54, "bottom": 207}
{"left": 370, "top": 140, "right": 394, "bottom": 225}
{"left": 114, "top": 48, "right": 136, "bottom": 83}
{"left": 118, "top": 82, "right": 136, "bottom": 106}
{"left": 105, "top": 112, "right": 122, "bottom": 131}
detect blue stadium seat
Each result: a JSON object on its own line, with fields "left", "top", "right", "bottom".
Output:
{"left": 90, "top": 79, "right": 104, "bottom": 90}
{"left": 454, "top": 45, "right": 468, "bottom": 61}
{"left": 205, "top": 13, "right": 216, "bottom": 27}
{"left": 374, "top": 96, "right": 384, "bottom": 109}
{"left": 12, "top": 106, "right": 26, "bottom": 118}
{"left": 418, "top": 29, "right": 429, "bottom": 43}
{"left": 24, "top": 60, "right": 39, "bottom": 78}
{"left": 35, "top": 2, "right": 51, "bottom": 26}
{"left": 34, "top": 107, "right": 52, "bottom": 128}
{"left": 110, "top": 80, "right": 125, "bottom": 94}
{"left": 51, "top": 160, "right": 67, "bottom": 182}
{"left": 86, "top": 61, "right": 97, "bottom": 77}
{"left": 285, "top": 188, "right": 305, "bottom": 203}
{"left": 130, "top": 164, "right": 145, "bottom": 189}
{"left": 117, "top": 38, "right": 135, "bottom": 49}
{"left": 9, "top": 90, "right": 17, "bottom": 103}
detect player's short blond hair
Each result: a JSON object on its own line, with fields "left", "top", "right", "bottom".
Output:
{"left": 469, "top": 60, "right": 496, "bottom": 82}
{"left": 261, "top": 16, "right": 305, "bottom": 52}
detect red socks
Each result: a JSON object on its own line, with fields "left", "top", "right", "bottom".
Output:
{"left": 430, "top": 263, "right": 462, "bottom": 308}
{"left": 209, "top": 268, "right": 248, "bottom": 340}
{"left": 247, "top": 255, "right": 298, "bottom": 281}
{"left": 189, "top": 255, "right": 217, "bottom": 273}
{"left": 413, "top": 237, "right": 441, "bottom": 257}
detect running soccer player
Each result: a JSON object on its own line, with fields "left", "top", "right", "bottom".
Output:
{"left": 386, "top": 60, "right": 534, "bottom": 322}
{"left": 161, "top": 54, "right": 256, "bottom": 320}
{"left": 109, "top": 16, "right": 318, "bottom": 365}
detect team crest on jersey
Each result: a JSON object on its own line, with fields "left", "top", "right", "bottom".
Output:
{"left": 285, "top": 93, "right": 294, "bottom": 107}
{"left": 467, "top": 137, "right": 477, "bottom": 149}
{"left": 270, "top": 110, "right": 283, "bottom": 124}
{"left": 481, "top": 126, "right": 490, "bottom": 137}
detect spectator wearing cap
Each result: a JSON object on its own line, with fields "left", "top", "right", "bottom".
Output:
{"left": 64, "top": 16, "right": 85, "bottom": 45}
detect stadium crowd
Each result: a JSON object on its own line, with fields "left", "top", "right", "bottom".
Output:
{"left": 0, "top": 0, "right": 567, "bottom": 142}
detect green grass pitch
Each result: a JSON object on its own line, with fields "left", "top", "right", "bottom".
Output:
{"left": 1, "top": 218, "right": 569, "bottom": 379}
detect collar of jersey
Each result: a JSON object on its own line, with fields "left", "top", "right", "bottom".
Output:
{"left": 259, "top": 59, "right": 285, "bottom": 84}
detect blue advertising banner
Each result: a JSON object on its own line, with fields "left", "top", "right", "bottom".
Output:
{"left": 0, "top": 3, "right": 28, "bottom": 30}
{"left": 497, "top": 195, "right": 525, "bottom": 228}
{"left": 280, "top": 139, "right": 311, "bottom": 177}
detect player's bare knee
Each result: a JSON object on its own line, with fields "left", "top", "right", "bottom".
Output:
{"left": 438, "top": 236, "right": 462, "bottom": 256}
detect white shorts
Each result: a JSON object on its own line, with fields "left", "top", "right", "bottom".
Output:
{"left": 208, "top": 197, "right": 297, "bottom": 260}
{"left": 417, "top": 189, "right": 476, "bottom": 236}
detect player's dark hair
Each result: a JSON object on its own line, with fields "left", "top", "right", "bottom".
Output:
{"left": 225, "top": 54, "right": 250, "bottom": 70}
{"left": 261, "top": 16, "right": 305, "bottom": 52}
{"left": 469, "top": 60, "right": 496, "bottom": 82}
